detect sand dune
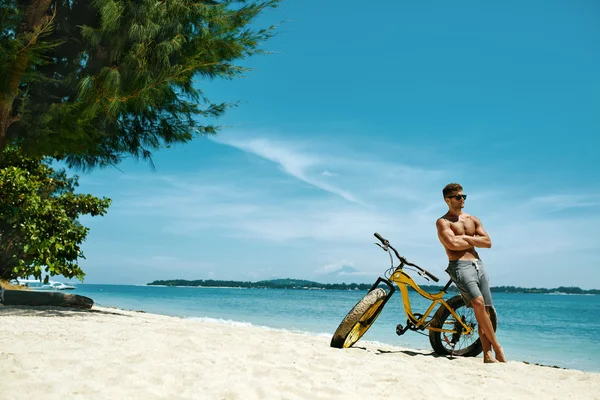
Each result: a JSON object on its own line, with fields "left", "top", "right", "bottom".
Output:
{"left": 1, "top": 305, "right": 598, "bottom": 399}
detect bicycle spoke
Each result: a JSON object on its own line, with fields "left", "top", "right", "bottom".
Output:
{"left": 439, "top": 305, "right": 479, "bottom": 352}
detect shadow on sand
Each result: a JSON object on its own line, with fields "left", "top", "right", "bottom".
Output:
{"left": 0, "top": 304, "right": 132, "bottom": 318}
{"left": 347, "top": 345, "right": 454, "bottom": 361}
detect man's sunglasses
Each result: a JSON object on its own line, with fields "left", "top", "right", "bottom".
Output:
{"left": 447, "top": 194, "right": 467, "bottom": 200}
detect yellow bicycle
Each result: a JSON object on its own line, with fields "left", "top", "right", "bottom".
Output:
{"left": 330, "top": 233, "right": 497, "bottom": 357}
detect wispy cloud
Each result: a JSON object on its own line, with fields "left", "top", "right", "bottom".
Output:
{"left": 212, "top": 137, "right": 366, "bottom": 205}
{"left": 525, "top": 194, "right": 600, "bottom": 213}
{"left": 122, "top": 255, "right": 215, "bottom": 271}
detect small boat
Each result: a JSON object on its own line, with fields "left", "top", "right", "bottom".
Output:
{"left": 1, "top": 288, "right": 93, "bottom": 309}
{"left": 11, "top": 279, "right": 76, "bottom": 291}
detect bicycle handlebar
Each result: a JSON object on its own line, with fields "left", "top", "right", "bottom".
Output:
{"left": 373, "top": 232, "right": 440, "bottom": 282}
{"left": 374, "top": 232, "right": 387, "bottom": 244}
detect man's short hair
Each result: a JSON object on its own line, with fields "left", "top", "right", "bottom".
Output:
{"left": 442, "top": 183, "right": 463, "bottom": 198}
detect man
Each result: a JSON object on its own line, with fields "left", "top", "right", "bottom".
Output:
{"left": 435, "top": 183, "right": 506, "bottom": 363}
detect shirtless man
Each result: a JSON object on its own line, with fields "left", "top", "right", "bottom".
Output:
{"left": 436, "top": 183, "right": 506, "bottom": 363}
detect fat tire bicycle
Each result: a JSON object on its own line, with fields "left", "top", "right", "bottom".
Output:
{"left": 330, "top": 233, "right": 497, "bottom": 357}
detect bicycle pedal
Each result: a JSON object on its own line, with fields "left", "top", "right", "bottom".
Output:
{"left": 396, "top": 324, "right": 404, "bottom": 336}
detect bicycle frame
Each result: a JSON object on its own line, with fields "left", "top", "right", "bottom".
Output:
{"left": 373, "top": 267, "right": 475, "bottom": 336}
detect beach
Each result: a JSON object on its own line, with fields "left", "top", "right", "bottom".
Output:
{"left": 1, "top": 305, "right": 599, "bottom": 399}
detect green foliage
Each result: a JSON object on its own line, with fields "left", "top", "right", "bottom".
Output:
{"left": 0, "top": 147, "right": 111, "bottom": 282}
{"left": 1, "top": 0, "right": 280, "bottom": 169}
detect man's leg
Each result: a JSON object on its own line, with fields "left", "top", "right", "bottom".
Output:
{"left": 471, "top": 296, "right": 506, "bottom": 362}
{"left": 479, "top": 328, "right": 496, "bottom": 363}
{"left": 479, "top": 307, "right": 496, "bottom": 363}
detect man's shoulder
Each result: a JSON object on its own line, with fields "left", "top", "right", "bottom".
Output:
{"left": 437, "top": 212, "right": 460, "bottom": 222}
{"left": 436, "top": 215, "right": 450, "bottom": 227}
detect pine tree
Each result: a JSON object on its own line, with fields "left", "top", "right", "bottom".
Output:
{"left": 0, "top": 0, "right": 280, "bottom": 169}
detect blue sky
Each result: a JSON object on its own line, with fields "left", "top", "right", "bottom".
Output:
{"left": 72, "top": 0, "right": 599, "bottom": 288}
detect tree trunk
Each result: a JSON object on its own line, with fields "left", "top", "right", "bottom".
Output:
{"left": 0, "top": 99, "right": 12, "bottom": 156}
{"left": 0, "top": 0, "right": 54, "bottom": 156}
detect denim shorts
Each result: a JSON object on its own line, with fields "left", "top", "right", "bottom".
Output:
{"left": 445, "top": 259, "right": 492, "bottom": 307}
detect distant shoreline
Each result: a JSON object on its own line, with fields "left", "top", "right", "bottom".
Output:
{"left": 146, "top": 278, "right": 599, "bottom": 295}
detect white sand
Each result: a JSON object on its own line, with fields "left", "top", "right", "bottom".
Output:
{"left": 1, "top": 305, "right": 598, "bottom": 400}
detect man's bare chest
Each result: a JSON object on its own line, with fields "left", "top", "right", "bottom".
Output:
{"left": 448, "top": 218, "right": 476, "bottom": 235}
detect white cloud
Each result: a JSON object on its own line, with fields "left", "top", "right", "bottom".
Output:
{"left": 316, "top": 260, "right": 357, "bottom": 274}
{"left": 212, "top": 136, "right": 365, "bottom": 205}
{"left": 525, "top": 194, "right": 600, "bottom": 213}
{"left": 313, "top": 260, "right": 375, "bottom": 283}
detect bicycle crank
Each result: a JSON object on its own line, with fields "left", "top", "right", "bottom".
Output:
{"left": 396, "top": 324, "right": 409, "bottom": 336}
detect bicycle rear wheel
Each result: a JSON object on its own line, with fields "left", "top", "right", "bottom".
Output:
{"left": 330, "top": 288, "right": 388, "bottom": 349}
{"left": 428, "top": 295, "right": 497, "bottom": 357}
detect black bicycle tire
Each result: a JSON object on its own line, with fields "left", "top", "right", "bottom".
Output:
{"left": 428, "top": 294, "right": 498, "bottom": 357}
{"left": 330, "top": 288, "right": 388, "bottom": 349}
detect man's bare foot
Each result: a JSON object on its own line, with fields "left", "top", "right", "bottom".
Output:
{"left": 494, "top": 345, "right": 507, "bottom": 363}
{"left": 483, "top": 350, "right": 498, "bottom": 363}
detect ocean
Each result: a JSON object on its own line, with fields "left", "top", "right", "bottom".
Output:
{"left": 72, "top": 284, "right": 600, "bottom": 373}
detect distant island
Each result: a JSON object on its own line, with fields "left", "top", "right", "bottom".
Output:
{"left": 147, "top": 278, "right": 599, "bottom": 295}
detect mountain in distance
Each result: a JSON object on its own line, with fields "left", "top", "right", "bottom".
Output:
{"left": 147, "top": 278, "right": 369, "bottom": 290}
{"left": 256, "top": 278, "right": 327, "bottom": 287}
{"left": 146, "top": 278, "right": 599, "bottom": 294}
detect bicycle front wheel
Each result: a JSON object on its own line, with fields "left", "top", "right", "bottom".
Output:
{"left": 428, "top": 295, "right": 497, "bottom": 357}
{"left": 330, "top": 288, "right": 388, "bottom": 349}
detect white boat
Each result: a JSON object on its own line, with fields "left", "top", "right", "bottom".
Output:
{"left": 11, "top": 279, "right": 76, "bottom": 291}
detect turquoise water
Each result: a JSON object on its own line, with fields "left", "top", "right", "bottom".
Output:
{"left": 72, "top": 284, "right": 600, "bottom": 373}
